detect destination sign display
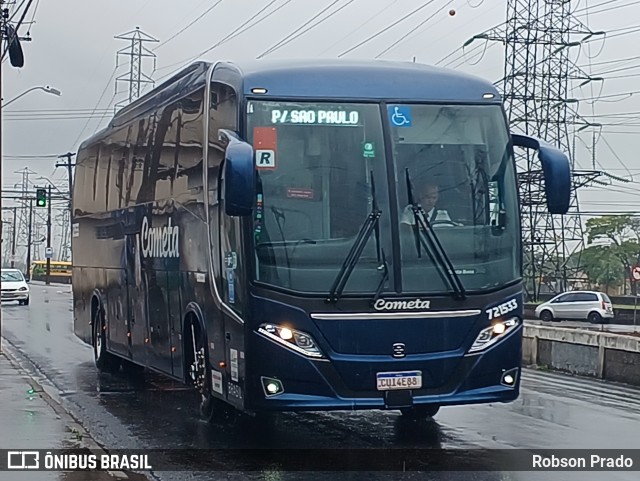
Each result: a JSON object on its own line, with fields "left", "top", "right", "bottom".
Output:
{"left": 270, "top": 109, "right": 360, "bottom": 125}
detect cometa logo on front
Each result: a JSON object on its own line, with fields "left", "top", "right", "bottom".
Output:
{"left": 373, "top": 299, "right": 431, "bottom": 311}
{"left": 139, "top": 216, "right": 179, "bottom": 258}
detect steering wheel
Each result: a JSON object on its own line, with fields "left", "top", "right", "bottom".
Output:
{"left": 431, "top": 219, "right": 460, "bottom": 227}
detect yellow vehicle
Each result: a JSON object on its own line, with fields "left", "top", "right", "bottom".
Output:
{"left": 30, "top": 260, "right": 72, "bottom": 284}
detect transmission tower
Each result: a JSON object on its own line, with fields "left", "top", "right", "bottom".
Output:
{"left": 55, "top": 207, "right": 71, "bottom": 261}
{"left": 114, "top": 27, "right": 158, "bottom": 111}
{"left": 468, "top": 1, "right": 612, "bottom": 301}
{"left": 14, "top": 167, "right": 36, "bottom": 265}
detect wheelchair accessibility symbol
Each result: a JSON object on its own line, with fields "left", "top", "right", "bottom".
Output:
{"left": 388, "top": 106, "right": 412, "bottom": 127}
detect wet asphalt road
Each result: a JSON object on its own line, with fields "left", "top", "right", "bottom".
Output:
{"left": 2, "top": 283, "right": 640, "bottom": 481}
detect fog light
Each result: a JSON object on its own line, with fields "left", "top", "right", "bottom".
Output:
{"left": 504, "top": 375, "right": 514, "bottom": 384}
{"left": 261, "top": 377, "right": 284, "bottom": 397}
{"left": 501, "top": 368, "right": 518, "bottom": 387}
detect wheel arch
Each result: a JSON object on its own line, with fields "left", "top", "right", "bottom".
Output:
{"left": 182, "top": 302, "right": 209, "bottom": 382}
{"left": 90, "top": 289, "right": 105, "bottom": 341}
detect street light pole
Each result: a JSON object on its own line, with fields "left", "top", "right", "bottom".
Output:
{"left": 46, "top": 184, "right": 51, "bottom": 285}
{"left": 1, "top": 85, "right": 61, "bottom": 107}
{"left": 10, "top": 206, "right": 16, "bottom": 268}
{"left": 26, "top": 198, "right": 33, "bottom": 280}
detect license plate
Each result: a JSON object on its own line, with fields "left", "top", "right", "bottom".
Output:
{"left": 376, "top": 371, "right": 422, "bottom": 391}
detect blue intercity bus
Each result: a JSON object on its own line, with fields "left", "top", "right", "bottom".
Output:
{"left": 72, "top": 59, "right": 570, "bottom": 420}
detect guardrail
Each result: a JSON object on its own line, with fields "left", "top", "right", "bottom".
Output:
{"left": 522, "top": 324, "right": 640, "bottom": 387}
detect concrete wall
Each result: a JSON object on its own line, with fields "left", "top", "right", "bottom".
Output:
{"left": 522, "top": 325, "right": 640, "bottom": 386}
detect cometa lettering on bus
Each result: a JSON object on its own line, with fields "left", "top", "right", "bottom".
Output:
{"left": 139, "top": 217, "right": 179, "bottom": 258}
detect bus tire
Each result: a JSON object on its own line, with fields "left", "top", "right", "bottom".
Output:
{"left": 400, "top": 404, "right": 440, "bottom": 419}
{"left": 92, "top": 302, "right": 121, "bottom": 373}
{"left": 184, "top": 314, "right": 216, "bottom": 423}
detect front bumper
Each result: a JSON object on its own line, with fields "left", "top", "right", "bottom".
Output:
{"left": 246, "top": 325, "right": 522, "bottom": 412}
{"left": 1, "top": 291, "right": 29, "bottom": 301}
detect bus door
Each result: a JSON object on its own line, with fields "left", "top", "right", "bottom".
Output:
{"left": 219, "top": 214, "right": 248, "bottom": 410}
{"left": 145, "top": 266, "right": 173, "bottom": 375}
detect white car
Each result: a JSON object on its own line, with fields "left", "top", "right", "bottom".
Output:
{"left": 535, "top": 290, "right": 613, "bottom": 324}
{"left": 1, "top": 269, "right": 30, "bottom": 305}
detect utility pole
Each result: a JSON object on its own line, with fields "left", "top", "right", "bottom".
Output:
{"left": 56, "top": 152, "right": 76, "bottom": 198}
{"left": 10, "top": 206, "right": 16, "bottom": 268}
{"left": 26, "top": 198, "right": 32, "bottom": 280}
{"left": 46, "top": 185, "right": 51, "bottom": 285}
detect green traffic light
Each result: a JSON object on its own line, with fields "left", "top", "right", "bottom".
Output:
{"left": 36, "top": 188, "right": 47, "bottom": 207}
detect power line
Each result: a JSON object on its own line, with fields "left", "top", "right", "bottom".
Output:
{"left": 153, "top": 0, "right": 224, "bottom": 51}
{"left": 154, "top": 0, "right": 288, "bottom": 83}
{"left": 257, "top": 0, "right": 349, "bottom": 58}
{"left": 70, "top": 65, "right": 120, "bottom": 149}
{"left": 375, "top": 1, "right": 453, "bottom": 58}
{"left": 1, "top": 0, "right": 35, "bottom": 61}
{"left": 317, "top": 0, "right": 401, "bottom": 56}
{"left": 338, "top": 0, "right": 439, "bottom": 57}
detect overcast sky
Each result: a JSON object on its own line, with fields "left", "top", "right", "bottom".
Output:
{"left": 2, "top": 0, "right": 640, "bottom": 218}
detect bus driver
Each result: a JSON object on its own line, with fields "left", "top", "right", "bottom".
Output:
{"left": 400, "top": 181, "right": 456, "bottom": 227}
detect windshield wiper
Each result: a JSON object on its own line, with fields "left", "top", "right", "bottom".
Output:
{"left": 327, "top": 171, "right": 386, "bottom": 303}
{"left": 405, "top": 169, "right": 466, "bottom": 300}
{"left": 371, "top": 247, "right": 389, "bottom": 306}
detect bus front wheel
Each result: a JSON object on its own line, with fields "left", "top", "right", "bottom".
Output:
{"left": 186, "top": 318, "right": 216, "bottom": 423}
{"left": 400, "top": 404, "right": 440, "bottom": 419}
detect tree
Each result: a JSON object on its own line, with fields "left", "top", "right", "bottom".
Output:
{"left": 585, "top": 215, "right": 640, "bottom": 294}
{"left": 578, "top": 245, "right": 624, "bottom": 294}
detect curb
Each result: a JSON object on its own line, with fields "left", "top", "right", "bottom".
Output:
{"left": 1, "top": 341, "right": 135, "bottom": 480}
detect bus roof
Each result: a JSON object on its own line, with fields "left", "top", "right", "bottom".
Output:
{"left": 80, "top": 59, "right": 501, "bottom": 149}
{"left": 218, "top": 59, "right": 501, "bottom": 102}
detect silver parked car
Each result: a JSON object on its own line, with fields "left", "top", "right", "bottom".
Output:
{"left": 535, "top": 290, "right": 614, "bottom": 324}
{"left": 1, "top": 268, "right": 30, "bottom": 305}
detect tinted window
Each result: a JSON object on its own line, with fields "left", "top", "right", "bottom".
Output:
{"left": 551, "top": 294, "right": 571, "bottom": 303}
{"left": 574, "top": 293, "right": 598, "bottom": 302}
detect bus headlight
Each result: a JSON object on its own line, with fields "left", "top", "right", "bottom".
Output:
{"left": 258, "top": 324, "right": 324, "bottom": 359}
{"left": 468, "top": 317, "right": 520, "bottom": 354}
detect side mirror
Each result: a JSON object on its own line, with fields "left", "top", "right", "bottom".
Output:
{"left": 511, "top": 134, "right": 571, "bottom": 215}
{"left": 219, "top": 129, "right": 255, "bottom": 217}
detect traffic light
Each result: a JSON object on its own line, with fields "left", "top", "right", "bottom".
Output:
{"left": 36, "top": 188, "right": 47, "bottom": 207}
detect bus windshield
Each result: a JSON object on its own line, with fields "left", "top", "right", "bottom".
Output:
{"left": 247, "top": 101, "right": 519, "bottom": 296}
